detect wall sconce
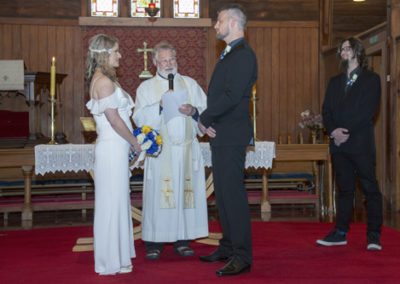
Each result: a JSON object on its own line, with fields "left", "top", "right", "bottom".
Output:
{"left": 145, "top": 0, "right": 160, "bottom": 21}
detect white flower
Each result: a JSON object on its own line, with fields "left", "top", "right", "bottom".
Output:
{"left": 300, "top": 110, "right": 310, "bottom": 118}
{"left": 137, "top": 133, "right": 146, "bottom": 144}
{"left": 141, "top": 140, "right": 152, "bottom": 151}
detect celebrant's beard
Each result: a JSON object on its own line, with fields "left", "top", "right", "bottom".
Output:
{"left": 158, "top": 67, "right": 177, "bottom": 79}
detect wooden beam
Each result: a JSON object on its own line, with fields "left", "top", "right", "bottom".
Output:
{"left": 78, "top": 16, "right": 212, "bottom": 27}
{"left": 0, "top": 17, "right": 78, "bottom": 26}
{"left": 319, "top": 0, "right": 332, "bottom": 48}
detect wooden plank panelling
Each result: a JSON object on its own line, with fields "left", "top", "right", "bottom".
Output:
{"left": 1, "top": 20, "right": 318, "bottom": 146}
{"left": 0, "top": 22, "right": 84, "bottom": 143}
{"left": 245, "top": 24, "right": 320, "bottom": 143}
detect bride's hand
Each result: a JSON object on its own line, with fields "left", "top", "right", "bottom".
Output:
{"left": 131, "top": 142, "right": 142, "bottom": 154}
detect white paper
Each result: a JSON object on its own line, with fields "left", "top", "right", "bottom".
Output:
{"left": 161, "top": 90, "right": 188, "bottom": 123}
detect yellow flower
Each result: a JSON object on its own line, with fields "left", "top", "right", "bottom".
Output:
{"left": 156, "top": 135, "right": 163, "bottom": 145}
{"left": 142, "top": 125, "right": 151, "bottom": 134}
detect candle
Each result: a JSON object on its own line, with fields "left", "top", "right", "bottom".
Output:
{"left": 252, "top": 84, "right": 257, "bottom": 98}
{"left": 50, "top": 57, "right": 56, "bottom": 98}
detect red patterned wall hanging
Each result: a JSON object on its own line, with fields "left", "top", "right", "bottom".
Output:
{"left": 83, "top": 26, "right": 208, "bottom": 102}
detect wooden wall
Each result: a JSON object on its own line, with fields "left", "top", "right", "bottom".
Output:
{"left": 1, "top": 18, "right": 320, "bottom": 145}
{"left": 207, "top": 21, "right": 320, "bottom": 143}
{"left": 247, "top": 22, "right": 320, "bottom": 142}
{"left": 0, "top": 19, "right": 85, "bottom": 143}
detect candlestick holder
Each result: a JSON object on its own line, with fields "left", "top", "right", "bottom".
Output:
{"left": 251, "top": 84, "right": 258, "bottom": 141}
{"left": 48, "top": 96, "right": 57, "bottom": 144}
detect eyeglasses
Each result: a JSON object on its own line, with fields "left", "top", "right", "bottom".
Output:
{"left": 340, "top": 46, "right": 352, "bottom": 52}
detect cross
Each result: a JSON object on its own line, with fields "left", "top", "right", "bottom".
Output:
{"left": 137, "top": 41, "right": 154, "bottom": 79}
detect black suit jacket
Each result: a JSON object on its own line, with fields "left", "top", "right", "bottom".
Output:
{"left": 322, "top": 69, "right": 381, "bottom": 154}
{"left": 200, "top": 40, "right": 258, "bottom": 146}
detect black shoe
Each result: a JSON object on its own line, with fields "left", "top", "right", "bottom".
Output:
{"left": 216, "top": 257, "right": 251, "bottom": 277}
{"left": 316, "top": 229, "right": 347, "bottom": 246}
{"left": 367, "top": 231, "right": 382, "bottom": 251}
{"left": 146, "top": 249, "right": 161, "bottom": 260}
{"left": 175, "top": 246, "right": 194, "bottom": 257}
{"left": 199, "top": 249, "right": 230, "bottom": 263}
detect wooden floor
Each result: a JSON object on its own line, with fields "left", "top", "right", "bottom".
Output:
{"left": 1, "top": 203, "right": 400, "bottom": 231}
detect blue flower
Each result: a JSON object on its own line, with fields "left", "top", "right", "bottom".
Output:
{"left": 129, "top": 125, "right": 162, "bottom": 163}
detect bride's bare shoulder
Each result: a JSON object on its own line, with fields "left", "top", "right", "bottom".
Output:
{"left": 91, "top": 74, "right": 115, "bottom": 100}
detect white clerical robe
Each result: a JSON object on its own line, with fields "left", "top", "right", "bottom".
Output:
{"left": 133, "top": 73, "right": 209, "bottom": 242}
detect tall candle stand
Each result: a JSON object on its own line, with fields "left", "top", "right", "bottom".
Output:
{"left": 48, "top": 96, "right": 57, "bottom": 144}
{"left": 48, "top": 56, "right": 57, "bottom": 144}
{"left": 251, "top": 84, "right": 257, "bottom": 141}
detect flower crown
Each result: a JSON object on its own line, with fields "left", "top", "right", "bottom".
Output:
{"left": 89, "top": 47, "right": 112, "bottom": 54}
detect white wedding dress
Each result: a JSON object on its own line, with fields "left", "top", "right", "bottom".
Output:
{"left": 86, "top": 85, "right": 136, "bottom": 275}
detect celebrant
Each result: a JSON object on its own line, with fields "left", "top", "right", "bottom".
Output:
{"left": 133, "top": 41, "right": 208, "bottom": 260}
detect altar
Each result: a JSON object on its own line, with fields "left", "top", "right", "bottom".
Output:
{"left": 35, "top": 142, "right": 276, "bottom": 215}
{"left": 34, "top": 141, "right": 275, "bottom": 251}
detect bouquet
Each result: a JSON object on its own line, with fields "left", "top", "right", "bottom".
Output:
{"left": 298, "top": 109, "right": 323, "bottom": 130}
{"left": 129, "top": 125, "right": 162, "bottom": 168}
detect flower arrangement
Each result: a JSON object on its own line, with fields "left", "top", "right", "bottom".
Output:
{"left": 298, "top": 109, "right": 323, "bottom": 130}
{"left": 133, "top": 125, "right": 162, "bottom": 156}
{"left": 129, "top": 125, "right": 162, "bottom": 167}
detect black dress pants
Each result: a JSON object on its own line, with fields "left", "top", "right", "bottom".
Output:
{"left": 211, "top": 145, "right": 252, "bottom": 265}
{"left": 332, "top": 152, "right": 383, "bottom": 233}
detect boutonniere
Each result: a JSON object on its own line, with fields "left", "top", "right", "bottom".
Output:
{"left": 348, "top": 73, "right": 358, "bottom": 86}
{"left": 220, "top": 45, "right": 232, "bottom": 60}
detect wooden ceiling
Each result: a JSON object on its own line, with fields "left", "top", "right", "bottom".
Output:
{"left": 333, "top": 0, "right": 387, "bottom": 40}
{"left": 0, "top": 0, "right": 388, "bottom": 45}
{"left": 211, "top": 0, "right": 387, "bottom": 43}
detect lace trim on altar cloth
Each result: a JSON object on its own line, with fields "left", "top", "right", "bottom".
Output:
{"left": 199, "top": 142, "right": 276, "bottom": 169}
{"left": 34, "top": 144, "right": 96, "bottom": 175}
{"left": 34, "top": 142, "right": 276, "bottom": 175}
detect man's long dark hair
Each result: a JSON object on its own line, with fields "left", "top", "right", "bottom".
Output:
{"left": 337, "top": 37, "right": 368, "bottom": 71}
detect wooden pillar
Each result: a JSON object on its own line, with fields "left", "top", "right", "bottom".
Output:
{"left": 81, "top": 0, "right": 89, "bottom": 17}
{"left": 201, "top": 0, "right": 209, "bottom": 18}
{"left": 162, "top": 0, "right": 173, "bottom": 18}
{"left": 319, "top": 0, "right": 333, "bottom": 49}
{"left": 389, "top": 0, "right": 400, "bottom": 209}
{"left": 120, "top": 0, "right": 129, "bottom": 17}
{"left": 21, "top": 165, "right": 33, "bottom": 221}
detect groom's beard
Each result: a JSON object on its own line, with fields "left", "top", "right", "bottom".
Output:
{"left": 340, "top": 59, "right": 349, "bottom": 72}
{"left": 340, "top": 54, "right": 357, "bottom": 72}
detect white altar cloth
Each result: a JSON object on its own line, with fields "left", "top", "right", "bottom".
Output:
{"left": 35, "top": 142, "right": 276, "bottom": 175}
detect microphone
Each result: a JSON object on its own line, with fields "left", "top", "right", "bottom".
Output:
{"left": 168, "top": 73, "right": 174, "bottom": 90}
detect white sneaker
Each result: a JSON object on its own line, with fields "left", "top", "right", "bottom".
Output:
{"left": 367, "top": 243, "right": 382, "bottom": 251}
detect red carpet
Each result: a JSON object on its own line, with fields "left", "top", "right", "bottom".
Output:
{"left": 0, "top": 222, "right": 399, "bottom": 283}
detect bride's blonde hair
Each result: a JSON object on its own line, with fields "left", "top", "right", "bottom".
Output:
{"left": 86, "top": 34, "right": 118, "bottom": 82}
